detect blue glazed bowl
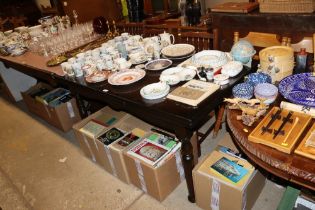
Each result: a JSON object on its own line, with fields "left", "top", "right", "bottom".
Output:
{"left": 247, "top": 72, "right": 272, "bottom": 87}
{"left": 254, "top": 83, "right": 278, "bottom": 105}
{"left": 232, "top": 82, "right": 254, "bottom": 99}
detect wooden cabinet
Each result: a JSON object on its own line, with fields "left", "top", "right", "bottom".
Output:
{"left": 211, "top": 11, "right": 315, "bottom": 51}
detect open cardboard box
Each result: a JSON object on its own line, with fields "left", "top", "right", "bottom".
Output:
{"left": 123, "top": 144, "right": 184, "bottom": 201}
{"left": 193, "top": 150, "right": 265, "bottom": 210}
{"left": 22, "top": 83, "right": 81, "bottom": 131}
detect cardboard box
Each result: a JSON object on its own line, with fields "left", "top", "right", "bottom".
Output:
{"left": 72, "top": 107, "right": 127, "bottom": 163}
{"left": 108, "top": 115, "right": 153, "bottom": 183}
{"left": 22, "top": 83, "right": 81, "bottom": 131}
{"left": 193, "top": 150, "right": 265, "bottom": 210}
{"left": 124, "top": 145, "right": 184, "bottom": 201}
{"left": 21, "top": 83, "right": 53, "bottom": 121}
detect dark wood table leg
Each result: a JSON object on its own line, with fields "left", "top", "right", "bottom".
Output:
{"left": 176, "top": 128, "right": 195, "bottom": 203}
{"left": 74, "top": 93, "right": 89, "bottom": 118}
{"left": 213, "top": 104, "right": 225, "bottom": 138}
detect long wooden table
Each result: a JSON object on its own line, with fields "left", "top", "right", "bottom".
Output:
{"left": 226, "top": 108, "right": 315, "bottom": 192}
{"left": 0, "top": 52, "right": 248, "bottom": 202}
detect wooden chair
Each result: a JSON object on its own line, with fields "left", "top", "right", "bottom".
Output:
{"left": 116, "top": 21, "right": 144, "bottom": 35}
{"left": 233, "top": 31, "right": 284, "bottom": 60}
{"left": 178, "top": 28, "right": 219, "bottom": 51}
{"left": 142, "top": 24, "right": 169, "bottom": 38}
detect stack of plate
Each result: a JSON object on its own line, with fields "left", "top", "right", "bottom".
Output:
{"left": 161, "top": 44, "right": 195, "bottom": 60}
{"left": 140, "top": 82, "right": 170, "bottom": 100}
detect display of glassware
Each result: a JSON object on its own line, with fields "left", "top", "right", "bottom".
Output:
{"left": 29, "top": 21, "right": 100, "bottom": 56}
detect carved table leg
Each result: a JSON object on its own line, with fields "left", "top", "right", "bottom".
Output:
{"left": 213, "top": 104, "right": 225, "bottom": 138}
{"left": 176, "top": 128, "right": 195, "bottom": 203}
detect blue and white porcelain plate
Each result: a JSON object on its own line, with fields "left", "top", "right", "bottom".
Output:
{"left": 279, "top": 73, "right": 315, "bottom": 107}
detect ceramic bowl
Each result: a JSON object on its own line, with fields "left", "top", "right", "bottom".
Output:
{"left": 221, "top": 61, "right": 243, "bottom": 77}
{"left": 232, "top": 82, "right": 254, "bottom": 99}
{"left": 159, "top": 74, "right": 181, "bottom": 85}
{"left": 254, "top": 83, "right": 278, "bottom": 104}
{"left": 247, "top": 72, "right": 272, "bottom": 87}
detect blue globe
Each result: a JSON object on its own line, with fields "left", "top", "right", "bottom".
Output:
{"left": 231, "top": 40, "right": 256, "bottom": 64}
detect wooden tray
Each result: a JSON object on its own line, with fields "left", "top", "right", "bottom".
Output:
{"left": 249, "top": 107, "right": 312, "bottom": 154}
{"left": 295, "top": 123, "right": 315, "bottom": 160}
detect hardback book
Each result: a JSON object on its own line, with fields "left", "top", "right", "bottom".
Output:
{"left": 128, "top": 139, "right": 170, "bottom": 166}
{"left": 97, "top": 127, "right": 125, "bottom": 146}
{"left": 211, "top": 2, "right": 259, "bottom": 13}
{"left": 211, "top": 156, "right": 249, "bottom": 183}
{"left": 147, "top": 129, "right": 178, "bottom": 149}
{"left": 79, "top": 120, "right": 108, "bottom": 138}
{"left": 117, "top": 131, "right": 142, "bottom": 147}
{"left": 167, "top": 79, "right": 220, "bottom": 106}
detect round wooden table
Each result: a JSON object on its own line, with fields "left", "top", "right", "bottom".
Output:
{"left": 226, "top": 108, "right": 315, "bottom": 192}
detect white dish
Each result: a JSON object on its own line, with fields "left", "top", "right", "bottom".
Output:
{"left": 214, "top": 74, "right": 229, "bottom": 85}
{"left": 159, "top": 74, "right": 181, "bottom": 85}
{"left": 140, "top": 82, "right": 170, "bottom": 100}
{"left": 178, "top": 68, "right": 196, "bottom": 81}
{"left": 192, "top": 50, "right": 228, "bottom": 68}
{"left": 221, "top": 61, "right": 243, "bottom": 77}
{"left": 108, "top": 69, "right": 146, "bottom": 85}
{"left": 161, "top": 67, "right": 183, "bottom": 76}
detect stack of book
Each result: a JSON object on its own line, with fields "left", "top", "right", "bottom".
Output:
{"left": 127, "top": 130, "right": 181, "bottom": 168}
{"left": 35, "top": 88, "right": 72, "bottom": 107}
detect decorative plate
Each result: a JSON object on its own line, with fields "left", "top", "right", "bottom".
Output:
{"left": 140, "top": 82, "right": 170, "bottom": 100}
{"left": 85, "top": 71, "right": 111, "bottom": 83}
{"left": 161, "top": 44, "right": 195, "bottom": 58}
{"left": 279, "top": 73, "right": 315, "bottom": 107}
{"left": 192, "top": 50, "right": 228, "bottom": 68}
{"left": 108, "top": 69, "right": 146, "bottom": 85}
{"left": 162, "top": 51, "right": 195, "bottom": 60}
{"left": 145, "top": 59, "right": 172, "bottom": 71}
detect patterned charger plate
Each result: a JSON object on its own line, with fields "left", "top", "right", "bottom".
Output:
{"left": 108, "top": 69, "right": 146, "bottom": 85}
{"left": 279, "top": 73, "right": 315, "bottom": 107}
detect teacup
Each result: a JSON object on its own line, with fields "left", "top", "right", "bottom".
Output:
{"left": 96, "top": 59, "right": 107, "bottom": 71}
{"left": 76, "top": 52, "right": 85, "bottom": 59}
{"left": 85, "top": 50, "right": 92, "bottom": 57}
{"left": 61, "top": 62, "right": 73, "bottom": 76}
{"left": 107, "top": 40, "right": 115, "bottom": 47}
{"left": 114, "top": 36, "right": 123, "bottom": 43}
{"left": 67, "top": 57, "right": 76, "bottom": 64}
{"left": 129, "top": 51, "right": 146, "bottom": 63}
{"left": 115, "top": 57, "right": 131, "bottom": 70}
{"left": 82, "top": 64, "right": 96, "bottom": 77}
{"left": 71, "top": 62, "right": 83, "bottom": 77}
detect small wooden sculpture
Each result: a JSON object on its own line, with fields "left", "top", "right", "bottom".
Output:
{"left": 225, "top": 98, "right": 269, "bottom": 126}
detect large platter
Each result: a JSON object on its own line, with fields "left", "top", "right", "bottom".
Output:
{"left": 192, "top": 50, "right": 228, "bottom": 68}
{"left": 108, "top": 69, "right": 146, "bottom": 85}
{"left": 279, "top": 73, "right": 315, "bottom": 107}
{"left": 161, "top": 44, "right": 195, "bottom": 58}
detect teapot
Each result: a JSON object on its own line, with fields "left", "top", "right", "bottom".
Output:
{"left": 159, "top": 32, "right": 175, "bottom": 48}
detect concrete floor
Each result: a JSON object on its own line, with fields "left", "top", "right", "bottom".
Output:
{"left": 0, "top": 96, "right": 285, "bottom": 210}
